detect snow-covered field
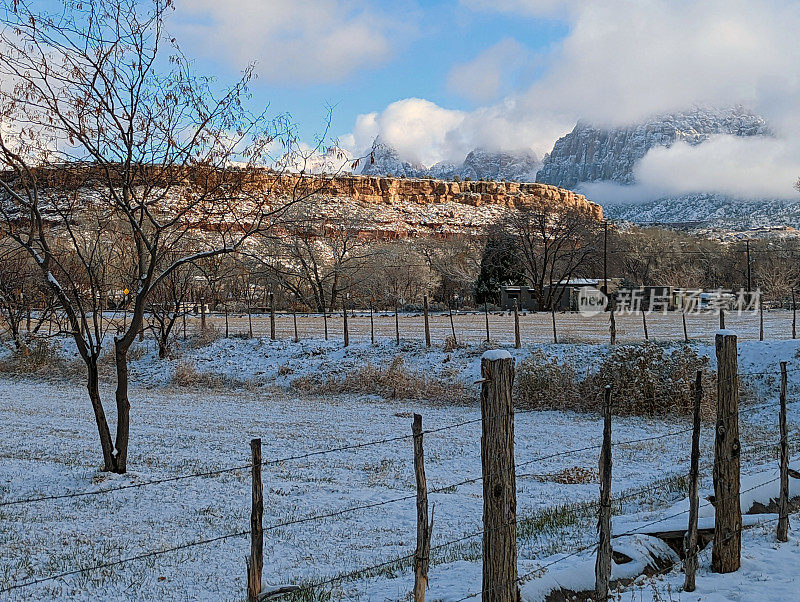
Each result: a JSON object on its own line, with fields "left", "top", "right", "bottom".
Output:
{"left": 1, "top": 334, "right": 800, "bottom": 600}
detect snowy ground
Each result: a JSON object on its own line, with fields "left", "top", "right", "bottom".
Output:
{"left": 1, "top": 334, "right": 800, "bottom": 600}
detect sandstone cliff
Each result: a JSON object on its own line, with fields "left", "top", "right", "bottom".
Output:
{"left": 272, "top": 173, "right": 602, "bottom": 237}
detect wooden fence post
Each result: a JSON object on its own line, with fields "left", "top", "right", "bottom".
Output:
{"left": 641, "top": 306, "right": 649, "bottom": 341}
{"left": 269, "top": 292, "right": 276, "bottom": 341}
{"left": 247, "top": 438, "right": 263, "bottom": 602}
{"left": 448, "top": 299, "right": 457, "bottom": 344}
{"left": 719, "top": 307, "right": 725, "bottom": 330}
{"left": 778, "top": 361, "right": 790, "bottom": 542}
{"left": 684, "top": 370, "right": 702, "bottom": 592}
{"left": 413, "top": 414, "right": 433, "bottom": 601}
{"left": 513, "top": 299, "right": 521, "bottom": 350}
{"left": 200, "top": 296, "right": 206, "bottom": 330}
{"left": 713, "top": 331, "right": 741, "bottom": 573}
{"left": 343, "top": 299, "right": 349, "bottom": 347}
{"left": 395, "top": 303, "right": 400, "bottom": 345}
{"left": 551, "top": 305, "right": 558, "bottom": 344}
{"left": 370, "top": 299, "right": 375, "bottom": 345}
{"left": 292, "top": 306, "right": 299, "bottom": 343}
{"left": 682, "top": 310, "right": 689, "bottom": 344}
{"left": 323, "top": 309, "right": 328, "bottom": 341}
{"left": 484, "top": 301, "right": 490, "bottom": 343}
{"left": 792, "top": 287, "right": 796, "bottom": 340}
{"left": 423, "top": 295, "right": 431, "bottom": 348}
{"left": 759, "top": 295, "right": 764, "bottom": 341}
{"left": 595, "top": 385, "right": 613, "bottom": 601}
{"left": 480, "top": 350, "right": 520, "bottom": 602}
{"left": 610, "top": 301, "right": 616, "bottom": 345}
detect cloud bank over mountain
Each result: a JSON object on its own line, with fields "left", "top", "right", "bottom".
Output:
{"left": 343, "top": 0, "right": 800, "bottom": 199}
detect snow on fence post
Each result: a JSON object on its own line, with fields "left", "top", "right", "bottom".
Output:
{"left": 778, "top": 361, "right": 790, "bottom": 542}
{"left": 423, "top": 295, "right": 431, "bottom": 348}
{"left": 713, "top": 330, "right": 741, "bottom": 573}
{"left": 480, "top": 350, "right": 520, "bottom": 601}
{"left": 412, "top": 413, "right": 433, "bottom": 601}
{"left": 684, "top": 370, "right": 703, "bottom": 592}
{"left": 269, "top": 292, "right": 276, "bottom": 341}
{"left": 513, "top": 299, "right": 521, "bottom": 350}
{"left": 247, "top": 438, "right": 263, "bottom": 602}
{"left": 595, "top": 385, "right": 613, "bottom": 601}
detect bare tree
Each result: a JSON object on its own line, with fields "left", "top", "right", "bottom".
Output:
{"left": 0, "top": 0, "right": 308, "bottom": 472}
{"left": 498, "top": 199, "right": 601, "bottom": 309}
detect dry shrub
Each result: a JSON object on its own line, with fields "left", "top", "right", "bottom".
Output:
{"left": 443, "top": 335, "right": 462, "bottom": 352}
{"left": 515, "top": 350, "right": 577, "bottom": 410}
{"left": 189, "top": 324, "right": 221, "bottom": 349}
{"left": 579, "top": 343, "right": 716, "bottom": 417}
{"left": 292, "top": 355, "right": 471, "bottom": 404}
{"left": 170, "top": 359, "right": 252, "bottom": 389}
{"left": 0, "top": 338, "right": 83, "bottom": 379}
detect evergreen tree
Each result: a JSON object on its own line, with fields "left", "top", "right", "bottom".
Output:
{"left": 474, "top": 225, "right": 525, "bottom": 304}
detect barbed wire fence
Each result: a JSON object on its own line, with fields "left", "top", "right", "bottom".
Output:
{"left": 0, "top": 348, "right": 798, "bottom": 599}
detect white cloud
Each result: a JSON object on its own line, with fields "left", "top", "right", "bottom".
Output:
{"left": 345, "top": 0, "right": 800, "bottom": 198}
{"left": 447, "top": 38, "right": 531, "bottom": 103}
{"left": 173, "top": 0, "right": 409, "bottom": 84}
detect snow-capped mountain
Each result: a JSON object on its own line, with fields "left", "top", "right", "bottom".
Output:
{"left": 536, "top": 107, "right": 770, "bottom": 188}
{"left": 360, "top": 137, "right": 540, "bottom": 182}
{"left": 296, "top": 146, "right": 354, "bottom": 175}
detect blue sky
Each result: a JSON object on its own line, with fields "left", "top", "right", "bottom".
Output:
{"left": 172, "top": 1, "right": 570, "bottom": 152}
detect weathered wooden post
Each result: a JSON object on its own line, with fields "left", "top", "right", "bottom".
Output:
{"left": 323, "top": 309, "right": 328, "bottom": 341}
{"left": 412, "top": 414, "right": 433, "bottom": 601}
{"left": 682, "top": 310, "right": 689, "bottom": 343}
{"left": 595, "top": 385, "right": 613, "bottom": 601}
{"left": 684, "top": 370, "right": 703, "bottom": 591}
{"left": 448, "top": 298, "right": 457, "bottom": 344}
{"left": 395, "top": 303, "right": 400, "bottom": 345}
{"left": 292, "top": 304, "right": 299, "bottom": 343}
{"left": 484, "top": 301, "right": 490, "bottom": 343}
{"left": 269, "top": 292, "right": 276, "bottom": 341}
{"left": 610, "top": 300, "right": 616, "bottom": 345}
{"left": 370, "top": 298, "right": 375, "bottom": 345}
{"left": 480, "top": 350, "right": 520, "bottom": 602}
{"left": 759, "top": 295, "right": 764, "bottom": 342}
{"left": 641, "top": 305, "right": 649, "bottom": 341}
{"left": 719, "top": 307, "right": 725, "bottom": 330}
{"left": 792, "top": 287, "right": 796, "bottom": 340}
{"left": 200, "top": 296, "right": 206, "bottom": 330}
{"left": 343, "top": 297, "right": 350, "bottom": 347}
{"left": 551, "top": 305, "right": 558, "bottom": 344}
{"left": 423, "top": 295, "right": 431, "bottom": 348}
{"left": 247, "top": 438, "right": 263, "bottom": 602}
{"left": 713, "top": 330, "right": 741, "bottom": 573}
{"left": 513, "top": 299, "right": 521, "bottom": 350}
{"left": 778, "top": 361, "right": 790, "bottom": 542}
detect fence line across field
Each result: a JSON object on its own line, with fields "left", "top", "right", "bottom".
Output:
{"left": 1, "top": 348, "right": 797, "bottom": 598}
{"left": 6, "top": 364, "right": 786, "bottom": 509}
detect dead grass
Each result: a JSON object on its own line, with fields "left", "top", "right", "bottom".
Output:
{"left": 170, "top": 359, "right": 256, "bottom": 390}
{"left": 515, "top": 343, "right": 719, "bottom": 417}
{"left": 291, "top": 355, "right": 473, "bottom": 404}
{"left": 188, "top": 324, "right": 222, "bottom": 349}
{"left": 0, "top": 338, "right": 83, "bottom": 380}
